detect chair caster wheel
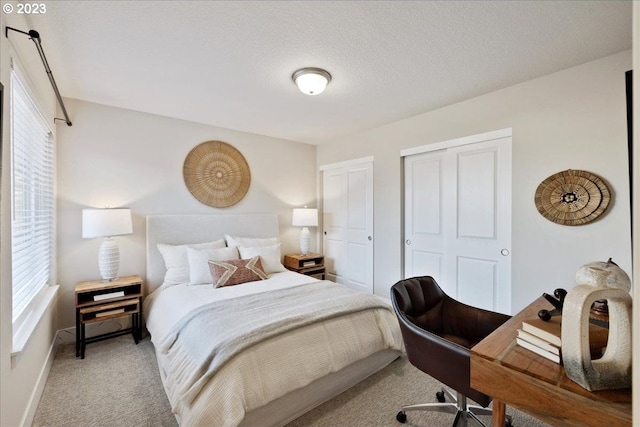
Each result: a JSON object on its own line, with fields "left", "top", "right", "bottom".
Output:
{"left": 396, "top": 411, "right": 407, "bottom": 423}
{"left": 436, "top": 390, "right": 446, "bottom": 402}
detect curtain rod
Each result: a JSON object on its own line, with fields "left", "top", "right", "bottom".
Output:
{"left": 5, "top": 26, "right": 72, "bottom": 126}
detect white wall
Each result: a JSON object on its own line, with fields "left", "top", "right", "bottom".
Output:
{"left": 317, "top": 51, "right": 633, "bottom": 313}
{"left": 55, "top": 99, "right": 317, "bottom": 330}
{"left": 1, "top": 12, "right": 60, "bottom": 427}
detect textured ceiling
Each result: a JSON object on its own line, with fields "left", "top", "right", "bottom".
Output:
{"left": 21, "top": 1, "right": 632, "bottom": 145}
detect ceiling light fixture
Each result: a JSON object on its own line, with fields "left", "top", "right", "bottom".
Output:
{"left": 292, "top": 67, "right": 331, "bottom": 96}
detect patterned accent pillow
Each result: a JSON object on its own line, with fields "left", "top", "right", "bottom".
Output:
{"left": 208, "top": 256, "right": 268, "bottom": 288}
{"left": 187, "top": 246, "right": 240, "bottom": 285}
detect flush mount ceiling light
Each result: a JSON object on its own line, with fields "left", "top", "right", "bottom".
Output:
{"left": 292, "top": 67, "right": 332, "bottom": 95}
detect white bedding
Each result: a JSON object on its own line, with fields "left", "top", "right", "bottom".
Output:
{"left": 144, "top": 271, "right": 315, "bottom": 337}
{"left": 144, "top": 271, "right": 403, "bottom": 427}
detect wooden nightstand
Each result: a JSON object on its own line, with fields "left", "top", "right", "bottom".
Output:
{"left": 284, "top": 253, "right": 325, "bottom": 279}
{"left": 75, "top": 274, "right": 144, "bottom": 359}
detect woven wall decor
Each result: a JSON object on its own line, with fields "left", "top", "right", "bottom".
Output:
{"left": 183, "top": 140, "right": 251, "bottom": 208}
{"left": 534, "top": 169, "right": 610, "bottom": 226}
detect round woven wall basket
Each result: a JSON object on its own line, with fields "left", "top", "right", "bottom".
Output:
{"left": 183, "top": 141, "right": 251, "bottom": 208}
{"left": 534, "top": 169, "right": 610, "bottom": 226}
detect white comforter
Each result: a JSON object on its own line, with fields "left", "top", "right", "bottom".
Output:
{"left": 144, "top": 272, "right": 403, "bottom": 427}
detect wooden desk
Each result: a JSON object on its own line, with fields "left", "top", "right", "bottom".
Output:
{"left": 470, "top": 297, "right": 631, "bottom": 427}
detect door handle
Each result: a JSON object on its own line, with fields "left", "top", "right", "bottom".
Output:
{"left": 406, "top": 239, "right": 411, "bottom": 245}
{"left": 501, "top": 249, "right": 510, "bottom": 256}
{"left": 368, "top": 236, "right": 372, "bottom": 241}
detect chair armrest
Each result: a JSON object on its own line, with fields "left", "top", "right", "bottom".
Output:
{"left": 445, "top": 297, "right": 511, "bottom": 343}
{"left": 475, "top": 308, "right": 511, "bottom": 339}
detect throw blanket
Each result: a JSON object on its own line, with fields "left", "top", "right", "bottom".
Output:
{"left": 157, "top": 281, "right": 393, "bottom": 410}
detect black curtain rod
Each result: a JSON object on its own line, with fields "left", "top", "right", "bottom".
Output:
{"left": 5, "top": 26, "right": 72, "bottom": 126}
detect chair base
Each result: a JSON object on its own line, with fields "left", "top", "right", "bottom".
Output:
{"left": 396, "top": 388, "right": 512, "bottom": 427}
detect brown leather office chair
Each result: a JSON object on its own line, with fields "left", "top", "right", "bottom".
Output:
{"left": 391, "top": 276, "right": 512, "bottom": 427}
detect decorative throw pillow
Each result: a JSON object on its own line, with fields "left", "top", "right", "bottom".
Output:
{"left": 187, "top": 246, "right": 239, "bottom": 285}
{"left": 208, "top": 256, "right": 268, "bottom": 288}
{"left": 225, "top": 235, "right": 279, "bottom": 248}
{"left": 157, "top": 239, "right": 226, "bottom": 285}
{"left": 238, "top": 244, "right": 286, "bottom": 274}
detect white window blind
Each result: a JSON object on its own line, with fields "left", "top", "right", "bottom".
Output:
{"left": 11, "top": 66, "right": 55, "bottom": 325}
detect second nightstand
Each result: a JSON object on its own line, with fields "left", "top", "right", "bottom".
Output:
{"left": 283, "top": 253, "right": 325, "bottom": 279}
{"left": 75, "top": 274, "right": 144, "bottom": 359}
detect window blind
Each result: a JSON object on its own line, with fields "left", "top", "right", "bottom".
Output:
{"left": 11, "top": 67, "right": 54, "bottom": 324}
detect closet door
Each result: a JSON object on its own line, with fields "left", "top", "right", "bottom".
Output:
{"left": 404, "top": 133, "right": 512, "bottom": 313}
{"left": 322, "top": 159, "right": 374, "bottom": 293}
{"left": 404, "top": 150, "right": 446, "bottom": 283}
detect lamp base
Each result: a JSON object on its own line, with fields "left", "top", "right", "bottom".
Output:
{"left": 299, "top": 227, "right": 311, "bottom": 256}
{"left": 98, "top": 237, "right": 120, "bottom": 281}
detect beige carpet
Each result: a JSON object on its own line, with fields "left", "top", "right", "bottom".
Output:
{"left": 33, "top": 336, "right": 177, "bottom": 427}
{"left": 33, "top": 335, "right": 551, "bottom": 427}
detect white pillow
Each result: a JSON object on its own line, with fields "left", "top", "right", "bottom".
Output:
{"left": 225, "top": 235, "right": 279, "bottom": 248}
{"left": 238, "top": 244, "right": 286, "bottom": 274}
{"left": 187, "top": 247, "right": 239, "bottom": 285}
{"left": 157, "top": 240, "right": 226, "bottom": 285}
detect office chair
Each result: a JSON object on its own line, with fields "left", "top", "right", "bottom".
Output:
{"left": 391, "top": 276, "right": 512, "bottom": 427}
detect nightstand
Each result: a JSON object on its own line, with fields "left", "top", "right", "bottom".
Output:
{"left": 283, "top": 253, "right": 325, "bottom": 279}
{"left": 75, "top": 274, "right": 144, "bottom": 359}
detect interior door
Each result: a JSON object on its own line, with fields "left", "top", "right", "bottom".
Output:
{"left": 322, "top": 159, "right": 374, "bottom": 293}
{"left": 404, "top": 134, "right": 512, "bottom": 313}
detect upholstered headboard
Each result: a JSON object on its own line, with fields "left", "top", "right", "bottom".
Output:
{"left": 146, "top": 214, "right": 279, "bottom": 293}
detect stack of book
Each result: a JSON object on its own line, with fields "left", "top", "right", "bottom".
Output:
{"left": 516, "top": 316, "right": 609, "bottom": 364}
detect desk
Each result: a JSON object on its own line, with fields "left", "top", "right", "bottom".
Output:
{"left": 470, "top": 297, "right": 631, "bottom": 427}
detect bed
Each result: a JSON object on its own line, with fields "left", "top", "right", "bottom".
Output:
{"left": 143, "top": 214, "right": 403, "bottom": 427}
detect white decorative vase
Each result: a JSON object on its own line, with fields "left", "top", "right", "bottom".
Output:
{"left": 561, "top": 260, "right": 632, "bottom": 391}
{"left": 574, "top": 259, "right": 631, "bottom": 290}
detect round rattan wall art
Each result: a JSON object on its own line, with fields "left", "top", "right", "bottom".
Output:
{"left": 534, "top": 169, "right": 610, "bottom": 226}
{"left": 183, "top": 140, "right": 251, "bottom": 208}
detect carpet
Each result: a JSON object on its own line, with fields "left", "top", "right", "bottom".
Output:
{"left": 33, "top": 336, "right": 551, "bottom": 427}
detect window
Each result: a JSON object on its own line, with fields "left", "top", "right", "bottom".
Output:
{"left": 10, "top": 64, "right": 55, "bottom": 334}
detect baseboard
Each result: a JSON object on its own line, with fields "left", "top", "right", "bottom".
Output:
{"left": 56, "top": 326, "right": 76, "bottom": 345}
{"left": 19, "top": 330, "right": 60, "bottom": 427}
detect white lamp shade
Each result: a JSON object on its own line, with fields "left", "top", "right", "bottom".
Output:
{"left": 292, "top": 208, "right": 318, "bottom": 227}
{"left": 82, "top": 208, "right": 133, "bottom": 238}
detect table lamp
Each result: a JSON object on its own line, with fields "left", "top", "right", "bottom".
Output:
{"left": 292, "top": 207, "right": 318, "bottom": 256}
{"left": 82, "top": 208, "right": 133, "bottom": 281}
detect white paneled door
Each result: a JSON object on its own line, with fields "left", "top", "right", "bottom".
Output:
{"left": 322, "top": 159, "right": 374, "bottom": 294}
{"left": 404, "top": 131, "right": 512, "bottom": 313}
